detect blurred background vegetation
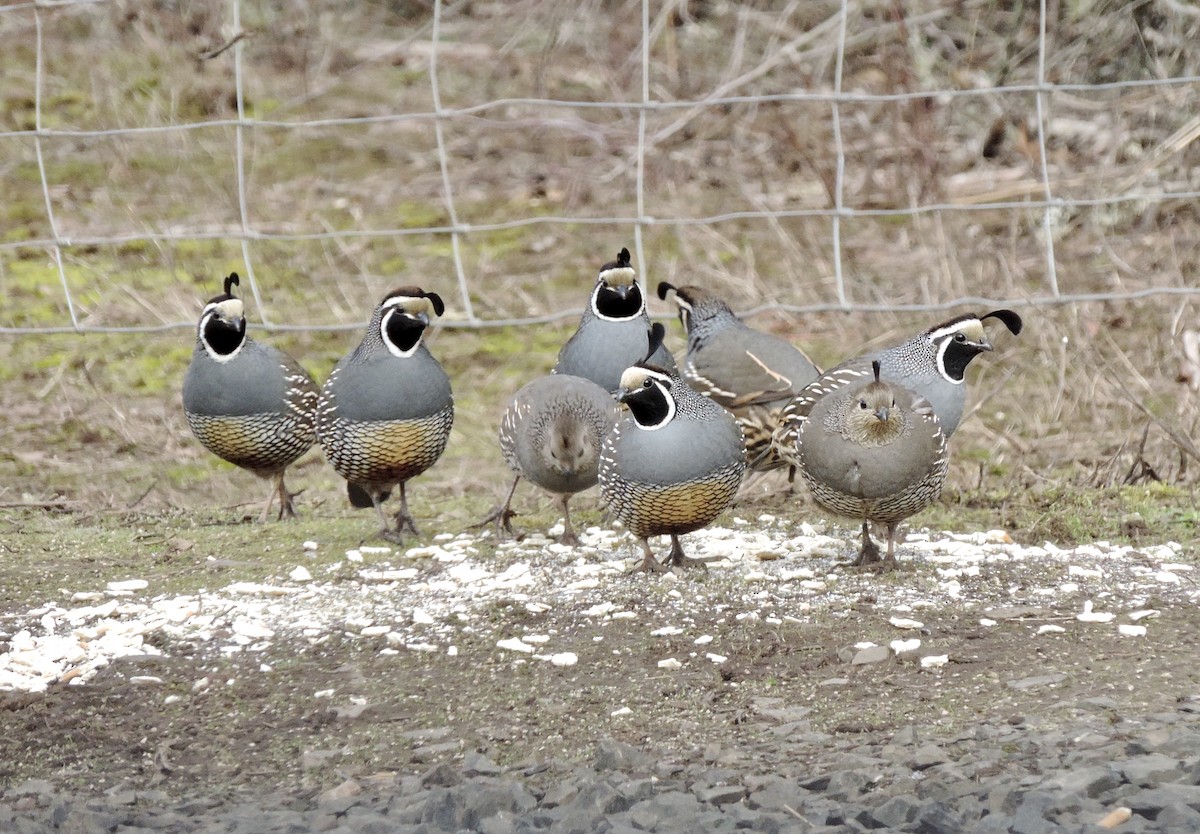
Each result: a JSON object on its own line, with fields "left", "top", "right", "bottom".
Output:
{"left": 1, "top": 0, "right": 1199, "bottom": 546}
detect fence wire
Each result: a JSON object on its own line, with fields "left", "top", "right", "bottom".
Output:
{"left": 1, "top": 0, "right": 1199, "bottom": 335}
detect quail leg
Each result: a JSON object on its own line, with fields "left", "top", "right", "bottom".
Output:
{"left": 848, "top": 521, "right": 883, "bottom": 567}
{"left": 471, "top": 476, "right": 521, "bottom": 539}
{"left": 274, "top": 471, "right": 299, "bottom": 520}
{"left": 880, "top": 524, "right": 901, "bottom": 572}
{"left": 635, "top": 538, "right": 668, "bottom": 573}
{"left": 392, "top": 482, "right": 421, "bottom": 537}
{"left": 665, "top": 533, "right": 718, "bottom": 569}
{"left": 558, "top": 494, "right": 580, "bottom": 547}
{"left": 367, "top": 490, "right": 405, "bottom": 544}
{"left": 256, "top": 476, "right": 278, "bottom": 524}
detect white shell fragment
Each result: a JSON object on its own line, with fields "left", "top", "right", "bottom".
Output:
{"left": 107, "top": 579, "right": 149, "bottom": 593}
{"left": 496, "top": 638, "right": 536, "bottom": 654}
{"left": 2, "top": 520, "right": 1195, "bottom": 695}
{"left": 1076, "top": 601, "right": 1115, "bottom": 623}
{"left": 920, "top": 655, "right": 949, "bottom": 668}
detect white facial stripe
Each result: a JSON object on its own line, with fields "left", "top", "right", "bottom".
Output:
{"left": 925, "top": 319, "right": 977, "bottom": 343}
{"left": 673, "top": 295, "right": 693, "bottom": 313}
{"left": 198, "top": 309, "right": 245, "bottom": 364}
{"left": 637, "top": 376, "right": 676, "bottom": 431}
{"left": 380, "top": 308, "right": 422, "bottom": 358}
{"left": 935, "top": 336, "right": 963, "bottom": 385}
{"left": 598, "top": 265, "right": 636, "bottom": 287}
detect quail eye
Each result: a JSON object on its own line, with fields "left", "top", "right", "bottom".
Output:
{"left": 859, "top": 400, "right": 868, "bottom": 409}
{"left": 643, "top": 379, "right": 653, "bottom": 389}
{"left": 954, "top": 333, "right": 966, "bottom": 342}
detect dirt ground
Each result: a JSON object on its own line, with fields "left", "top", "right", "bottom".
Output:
{"left": 2, "top": 504, "right": 1198, "bottom": 801}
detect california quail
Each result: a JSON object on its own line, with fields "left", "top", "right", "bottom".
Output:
{"left": 791, "top": 361, "right": 948, "bottom": 568}
{"left": 481, "top": 373, "right": 620, "bottom": 546}
{"left": 182, "top": 273, "right": 319, "bottom": 521}
{"left": 316, "top": 287, "right": 453, "bottom": 543}
{"left": 774, "top": 309, "right": 1022, "bottom": 452}
{"left": 657, "top": 281, "right": 820, "bottom": 470}
{"left": 554, "top": 247, "right": 678, "bottom": 392}
{"left": 598, "top": 363, "right": 746, "bottom": 572}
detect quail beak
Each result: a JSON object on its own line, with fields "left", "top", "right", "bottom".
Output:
{"left": 614, "top": 387, "right": 632, "bottom": 404}
{"left": 874, "top": 406, "right": 890, "bottom": 423}
{"left": 976, "top": 337, "right": 993, "bottom": 352}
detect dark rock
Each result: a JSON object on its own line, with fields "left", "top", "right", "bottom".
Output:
{"left": 693, "top": 784, "right": 745, "bottom": 806}
{"left": 1119, "top": 754, "right": 1181, "bottom": 786}
{"left": 421, "top": 788, "right": 467, "bottom": 832}
{"left": 1043, "top": 765, "right": 1120, "bottom": 798}
{"left": 1009, "top": 791, "right": 1058, "bottom": 834}
{"left": 422, "top": 763, "right": 463, "bottom": 788}
{"left": 464, "top": 780, "right": 538, "bottom": 829}
{"left": 594, "top": 739, "right": 652, "bottom": 773}
{"left": 464, "top": 752, "right": 503, "bottom": 777}
{"left": 1127, "top": 784, "right": 1200, "bottom": 817}
{"left": 911, "top": 801, "right": 963, "bottom": 834}
{"left": 869, "top": 794, "right": 920, "bottom": 827}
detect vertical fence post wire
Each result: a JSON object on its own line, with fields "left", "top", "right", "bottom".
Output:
{"left": 632, "top": 0, "right": 650, "bottom": 282}
{"left": 1035, "top": 0, "right": 1060, "bottom": 297}
{"left": 830, "top": 0, "right": 849, "bottom": 310}
{"left": 32, "top": 5, "right": 80, "bottom": 332}
{"left": 231, "top": 0, "right": 270, "bottom": 326}
{"left": 431, "top": 0, "right": 477, "bottom": 324}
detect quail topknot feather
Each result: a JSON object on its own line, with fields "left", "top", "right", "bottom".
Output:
{"left": 598, "top": 363, "right": 746, "bottom": 573}
{"left": 182, "top": 273, "right": 319, "bottom": 521}
{"left": 480, "top": 373, "right": 620, "bottom": 546}
{"left": 791, "top": 361, "right": 948, "bottom": 568}
{"left": 554, "top": 247, "right": 678, "bottom": 393}
{"left": 772, "top": 309, "right": 1022, "bottom": 462}
{"left": 657, "top": 281, "right": 820, "bottom": 472}
{"left": 316, "top": 287, "right": 453, "bottom": 543}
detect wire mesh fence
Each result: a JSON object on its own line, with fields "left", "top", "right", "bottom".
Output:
{"left": 1, "top": 0, "right": 1198, "bottom": 336}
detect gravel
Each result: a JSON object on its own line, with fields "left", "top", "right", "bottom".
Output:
{"left": 2, "top": 516, "right": 1198, "bottom": 832}
{"left": 3, "top": 711, "right": 1200, "bottom": 832}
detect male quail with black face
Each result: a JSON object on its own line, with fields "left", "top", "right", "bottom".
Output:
{"left": 482, "top": 373, "right": 619, "bottom": 546}
{"left": 791, "top": 361, "right": 948, "bottom": 568}
{"left": 775, "top": 309, "right": 1022, "bottom": 447}
{"left": 554, "top": 247, "right": 678, "bottom": 393}
{"left": 316, "top": 287, "right": 453, "bottom": 543}
{"left": 182, "top": 273, "right": 319, "bottom": 520}
{"left": 657, "top": 281, "right": 820, "bottom": 470}
{"left": 599, "top": 364, "right": 745, "bottom": 572}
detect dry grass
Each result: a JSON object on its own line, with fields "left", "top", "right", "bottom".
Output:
{"left": 0, "top": 0, "right": 1199, "bottom": 536}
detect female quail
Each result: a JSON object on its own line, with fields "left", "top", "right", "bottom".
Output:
{"left": 599, "top": 363, "right": 746, "bottom": 573}
{"left": 482, "top": 373, "right": 620, "bottom": 546}
{"left": 657, "top": 280, "right": 820, "bottom": 471}
{"left": 554, "top": 247, "right": 677, "bottom": 392}
{"left": 182, "top": 273, "right": 319, "bottom": 521}
{"left": 792, "top": 361, "right": 948, "bottom": 568}
{"left": 316, "top": 287, "right": 453, "bottom": 543}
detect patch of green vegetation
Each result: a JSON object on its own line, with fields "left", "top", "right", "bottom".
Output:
{"left": 924, "top": 482, "right": 1200, "bottom": 548}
